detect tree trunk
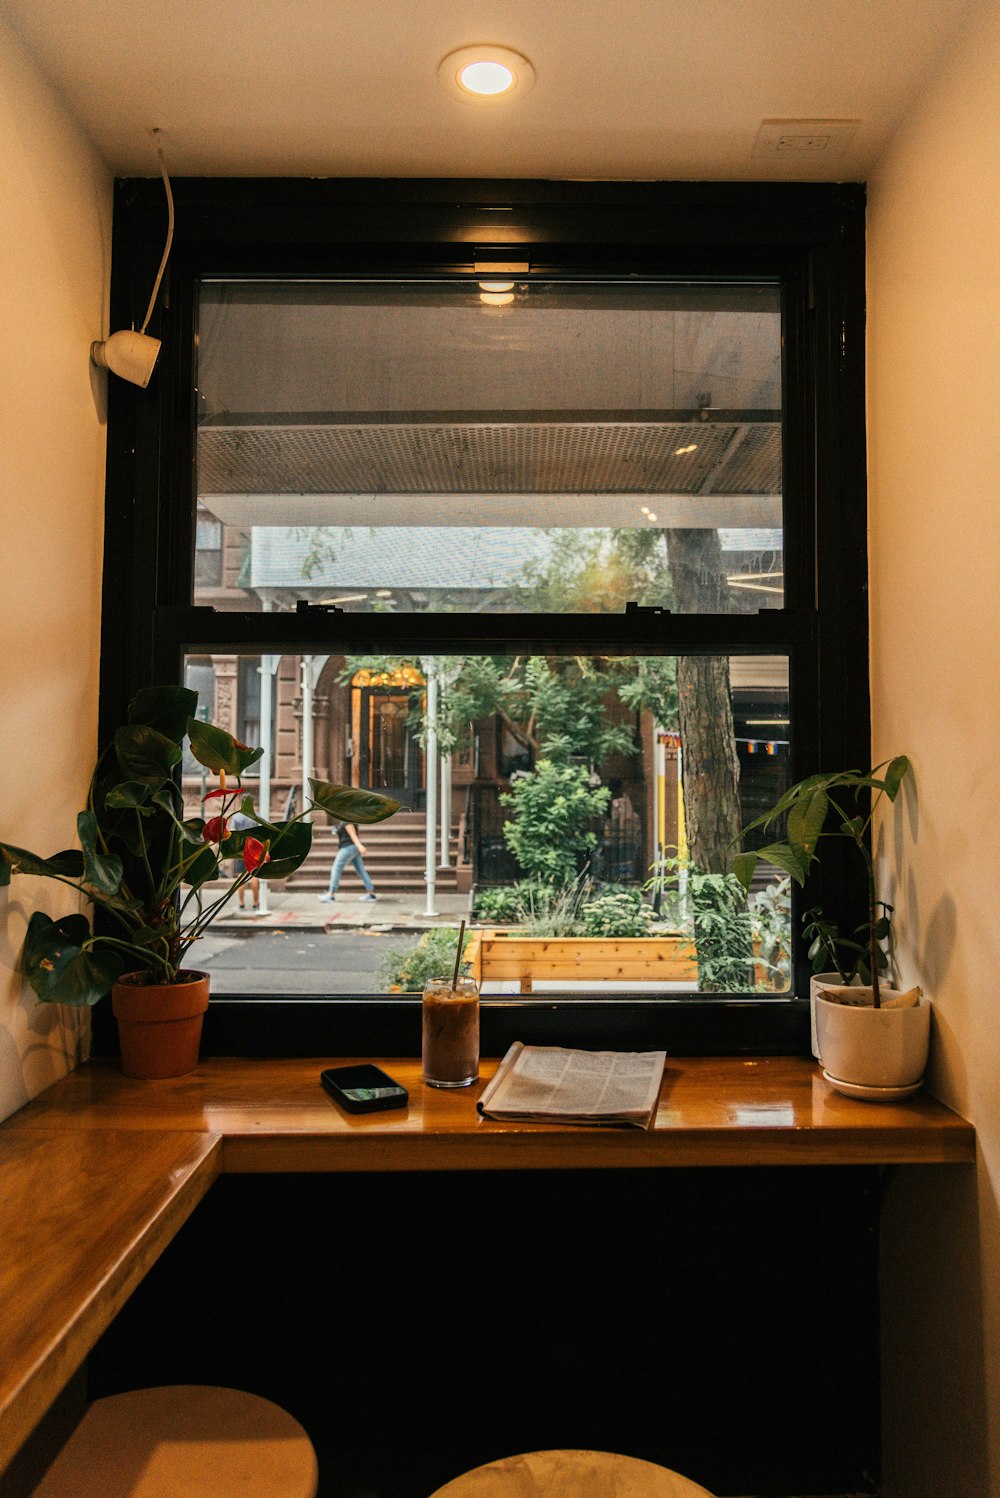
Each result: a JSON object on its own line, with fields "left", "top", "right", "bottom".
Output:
{"left": 665, "top": 528, "right": 742, "bottom": 874}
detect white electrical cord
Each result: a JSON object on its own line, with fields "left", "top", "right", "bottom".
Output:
{"left": 139, "top": 129, "right": 175, "bottom": 337}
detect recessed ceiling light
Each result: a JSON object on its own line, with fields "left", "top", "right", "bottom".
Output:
{"left": 439, "top": 45, "right": 535, "bottom": 103}
{"left": 674, "top": 444, "right": 698, "bottom": 455}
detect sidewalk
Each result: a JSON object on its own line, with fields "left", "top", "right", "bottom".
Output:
{"left": 211, "top": 884, "right": 473, "bottom": 933}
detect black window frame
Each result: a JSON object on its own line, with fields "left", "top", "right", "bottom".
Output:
{"left": 94, "top": 178, "right": 869, "bottom": 1059}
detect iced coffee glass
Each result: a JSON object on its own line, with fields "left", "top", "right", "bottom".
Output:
{"left": 422, "top": 977, "right": 480, "bottom": 1088}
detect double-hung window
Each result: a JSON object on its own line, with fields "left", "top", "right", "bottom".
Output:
{"left": 97, "top": 180, "right": 868, "bottom": 1057}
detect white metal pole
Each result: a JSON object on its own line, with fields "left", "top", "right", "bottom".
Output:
{"left": 651, "top": 724, "right": 662, "bottom": 904}
{"left": 423, "top": 661, "right": 439, "bottom": 917}
{"left": 301, "top": 654, "right": 313, "bottom": 823}
{"left": 439, "top": 752, "right": 452, "bottom": 869}
{"left": 257, "top": 653, "right": 274, "bottom": 916}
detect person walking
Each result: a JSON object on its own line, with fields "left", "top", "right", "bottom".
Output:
{"left": 229, "top": 810, "right": 261, "bottom": 910}
{"left": 317, "top": 820, "right": 377, "bottom": 903}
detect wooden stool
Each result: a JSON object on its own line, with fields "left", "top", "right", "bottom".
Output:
{"left": 31, "top": 1385, "right": 318, "bottom": 1497}
{"left": 428, "top": 1449, "right": 715, "bottom": 1498}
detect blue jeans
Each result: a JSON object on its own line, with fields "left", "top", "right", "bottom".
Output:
{"left": 326, "top": 844, "right": 374, "bottom": 895}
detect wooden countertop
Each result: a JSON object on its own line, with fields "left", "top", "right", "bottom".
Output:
{"left": 0, "top": 1055, "right": 975, "bottom": 1473}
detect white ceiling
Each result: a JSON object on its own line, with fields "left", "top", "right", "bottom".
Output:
{"left": 2, "top": 0, "right": 976, "bottom": 180}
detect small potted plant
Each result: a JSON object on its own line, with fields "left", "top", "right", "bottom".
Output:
{"left": 731, "top": 756, "right": 930, "bottom": 1096}
{"left": 0, "top": 685, "right": 399, "bottom": 1078}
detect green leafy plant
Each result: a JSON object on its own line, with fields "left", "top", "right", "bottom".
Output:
{"left": 578, "top": 887, "right": 655, "bottom": 939}
{"left": 379, "top": 926, "right": 473, "bottom": 992}
{"left": 474, "top": 876, "right": 656, "bottom": 940}
{"left": 472, "top": 884, "right": 524, "bottom": 924}
{"left": 512, "top": 874, "right": 592, "bottom": 937}
{"left": 730, "top": 756, "right": 910, "bottom": 1007}
{"left": 500, "top": 760, "right": 610, "bottom": 886}
{"left": 800, "top": 902, "right": 894, "bottom": 987}
{"left": 1, "top": 685, "right": 399, "bottom": 1006}
{"left": 749, "top": 877, "right": 792, "bottom": 991}
{"left": 647, "top": 855, "right": 754, "bottom": 993}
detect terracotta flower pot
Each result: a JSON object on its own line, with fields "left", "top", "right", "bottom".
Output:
{"left": 111, "top": 970, "right": 210, "bottom": 1080}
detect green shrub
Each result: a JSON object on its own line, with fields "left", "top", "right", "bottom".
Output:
{"left": 500, "top": 761, "right": 610, "bottom": 886}
{"left": 647, "top": 855, "right": 754, "bottom": 993}
{"left": 475, "top": 878, "right": 655, "bottom": 939}
{"left": 472, "top": 885, "right": 523, "bottom": 924}
{"left": 378, "top": 926, "right": 472, "bottom": 992}
{"left": 578, "top": 887, "right": 655, "bottom": 938}
{"left": 749, "top": 877, "right": 792, "bottom": 990}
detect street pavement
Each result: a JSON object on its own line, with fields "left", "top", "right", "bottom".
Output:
{"left": 196, "top": 883, "right": 474, "bottom": 995}
{"left": 210, "top": 883, "right": 473, "bottom": 933}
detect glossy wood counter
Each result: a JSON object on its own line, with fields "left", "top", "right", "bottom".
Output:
{"left": 8, "top": 1055, "right": 975, "bottom": 1171}
{"left": 0, "top": 1128, "right": 220, "bottom": 1473}
{"left": 0, "top": 1055, "right": 975, "bottom": 1473}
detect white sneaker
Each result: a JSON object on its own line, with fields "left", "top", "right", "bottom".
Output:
{"left": 317, "top": 893, "right": 333, "bottom": 902}
{"left": 359, "top": 892, "right": 377, "bottom": 902}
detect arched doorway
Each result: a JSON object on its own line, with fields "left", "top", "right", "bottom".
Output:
{"left": 350, "top": 664, "right": 425, "bottom": 807}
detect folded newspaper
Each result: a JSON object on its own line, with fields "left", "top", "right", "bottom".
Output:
{"left": 477, "top": 1043, "right": 666, "bottom": 1130}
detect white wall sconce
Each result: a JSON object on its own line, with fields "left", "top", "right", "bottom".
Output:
{"left": 90, "top": 329, "right": 162, "bottom": 387}
{"left": 91, "top": 130, "right": 174, "bottom": 388}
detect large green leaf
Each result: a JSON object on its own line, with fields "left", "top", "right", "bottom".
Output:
{"left": 23, "top": 912, "right": 124, "bottom": 1005}
{"left": 250, "top": 818, "right": 313, "bottom": 880}
{"left": 786, "top": 787, "right": 829, "bottom": 857}
{"left": 754, "top": 841, "right": 813, "bottom": 886}
{"left": 0, "top": 842, "right": 85, "bottom": 883}
{"left": 308, "top": 780, "right": 401, "bottom": 824}
{"left": 186, "top": 718, "right": 263, "bottom": 777}
{"left": 76, "top": 811, "right": 124, "bottom": 896}
{"left": 128, "top": 685, "right": 199, "bottom": 743}
{"left": 182, "top": 843, "right": 221, "bottom": 887}
{"left": 881, "top": 755, "right": 910, "bottom": 800}
{"left": 104, "top": 780, "right": 154, "bottom": 811}
{"left": 731, "top": 851, "right": 759, "bottom": 891}
{"left": 114, "top": 723, "right": 181, "bottom": 785}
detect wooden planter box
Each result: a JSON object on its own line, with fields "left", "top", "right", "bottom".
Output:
{"left": 467, "top": 930, "right": 698, "bottom": 992}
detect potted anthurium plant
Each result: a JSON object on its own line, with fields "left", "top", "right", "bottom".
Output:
{"left": 0, "top": 685, "right": 399, "bottom": 1079}
{"left": 730, "top": 756, "right": 930, "bottom": 1097}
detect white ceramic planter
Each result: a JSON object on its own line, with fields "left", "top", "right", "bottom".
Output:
{"left": 808, "top": 971, "right": 862, "bottom": 1057}
{"left": 814, "top": 988, "right": 930, "bottom": 1089}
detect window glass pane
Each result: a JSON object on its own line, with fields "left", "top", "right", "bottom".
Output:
{"left": 184, "top": 650, "right": 791, "bottom": 997}
{"left": 195, "top": 281, "right": 783, "bottom": 614}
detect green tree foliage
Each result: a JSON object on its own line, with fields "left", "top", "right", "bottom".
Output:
{"left": 615, "top": 656, "right": 679, "bottom": 731}
{"left": 514, "top": 530, "right": 673, "bottom": 613}
{"left": 501, "top": 762, "right": 611, "bottom": 886}
{"left": 423, "top": 654, "right": 637, "bottom": 766}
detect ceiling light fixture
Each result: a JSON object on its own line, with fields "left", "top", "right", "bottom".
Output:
{"left": 91, "top": 128, "right": 173, "bottom": 387}
{"left": 478, "top": 280, "right": 515, "bottom": 293}
{"left": 674, "top": 444, "right": 698, "bottom": 455}
{"left": 439, "top": 45, "right": 535, "bottom": 103}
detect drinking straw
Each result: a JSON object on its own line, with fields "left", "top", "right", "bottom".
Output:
{"left": 451, "top": 918, "right": 466, "bottom": 991}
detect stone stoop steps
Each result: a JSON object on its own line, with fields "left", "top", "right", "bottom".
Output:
{"left": 284, "top": 810, "right": 463, "bottom": 893}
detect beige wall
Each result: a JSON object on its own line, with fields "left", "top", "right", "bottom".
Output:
{"left": 868, "top": 1, "right": 1000, "bottom": 1492}
{"left": 0, "top": 13, "right": 111, "bottom": 1120}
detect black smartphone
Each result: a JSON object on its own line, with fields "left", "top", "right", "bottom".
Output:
{"left": 320, "top": 1064, "right": 408, "bottom": 1114}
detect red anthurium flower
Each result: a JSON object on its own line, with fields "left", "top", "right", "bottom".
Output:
{"left": 203, "top": 815, "right": 229, "bottom": 844}
{"left": 243, "top": 836, "right": 269, "bottom": 872}
{"left": 203, "top": 787, "right": 230, "bottom": 802}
